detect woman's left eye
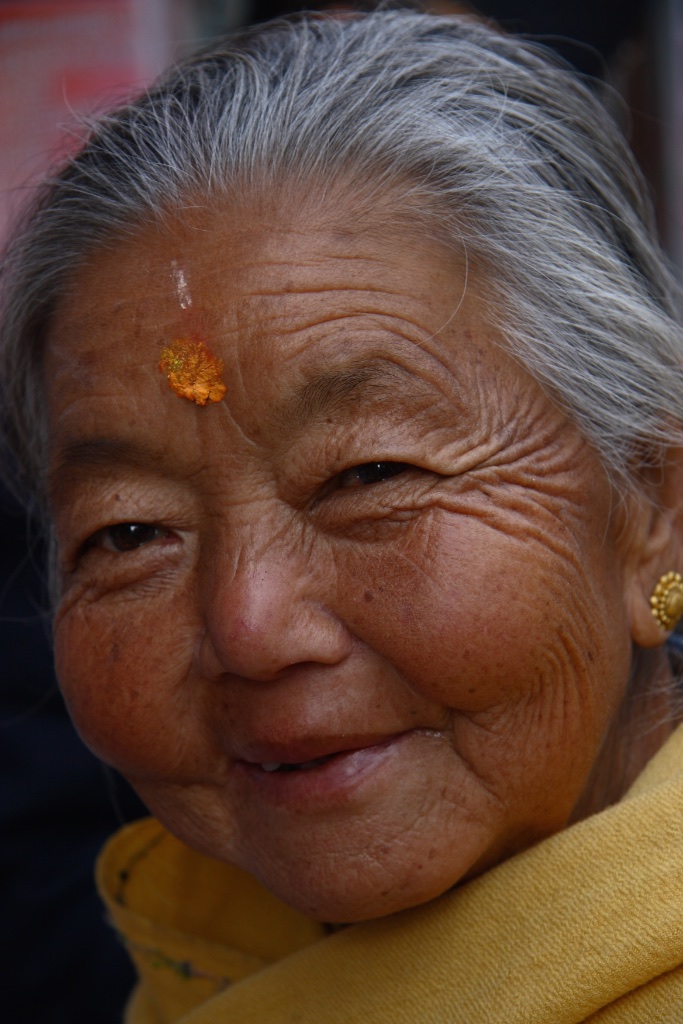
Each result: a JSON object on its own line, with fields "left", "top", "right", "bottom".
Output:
{"left": 338, "top": 461, "right": 412, "bottom": 488}
{"left": 91, "top": 522, "right": 169, "bottom": 553}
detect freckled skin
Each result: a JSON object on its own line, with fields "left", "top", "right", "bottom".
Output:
{"left": 46, "top": 193, "right": 679, "bottom": 923}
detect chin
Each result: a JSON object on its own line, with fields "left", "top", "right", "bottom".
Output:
{"left": 239, "top": 848, "right": 469, "bottom": 924}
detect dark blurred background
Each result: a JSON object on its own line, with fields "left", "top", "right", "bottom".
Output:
{"left": 1, "top": 1, "right": 681, "bottom": 1021}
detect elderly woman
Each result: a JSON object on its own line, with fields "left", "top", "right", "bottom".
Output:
{"left": 2, "top": 9, "right": 683, "bottom": 1022}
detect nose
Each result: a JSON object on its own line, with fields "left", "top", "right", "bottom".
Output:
{"left": 199, "top": 527, "right": 351, "bottom": 682}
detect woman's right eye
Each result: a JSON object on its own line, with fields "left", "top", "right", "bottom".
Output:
{"left": 338, "top": 461, "right": 412, "bottom": 488}
{"left": 87, "top": 522, "right": 169, "bottom": 553}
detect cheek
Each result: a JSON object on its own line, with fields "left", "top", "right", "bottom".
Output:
{"left": 54, "top": 590, "right": 199, "bottom": 777}
{"left": 338, "top": 511, "right": 627, "bottom": 713}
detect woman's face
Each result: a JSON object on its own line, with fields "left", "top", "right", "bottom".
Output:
{"left": 47, "top": 195, "right": 645, "bottom": 921}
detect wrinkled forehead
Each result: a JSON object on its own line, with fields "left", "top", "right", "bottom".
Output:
{"left": 48, "top": 178, "right": 468, "bottom": 323}
{"left": 43, "top": 192, "right": 476, "bottom": 409}
{"left": 41, "top": 198, "right": 524, "bottom": 530}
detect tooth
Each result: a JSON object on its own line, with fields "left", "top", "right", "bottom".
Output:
{"left": 260, "top": 762, "right": 282, "bottom": 772}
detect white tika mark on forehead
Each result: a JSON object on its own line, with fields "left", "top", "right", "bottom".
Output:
{"left": 171, "top": 260, "right": 192, "bottom": 310}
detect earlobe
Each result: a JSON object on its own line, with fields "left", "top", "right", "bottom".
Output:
{"left": 625, "top": 447, "right": 683, "bottom": 648}
{"left": 628, "top": 562, "right": 677, "bottom": 650}
{"left": 649, "top": 571, "right": 683, "bottom": 630}
{"left": 630, "top": 569, "right": 683, "bottom": 647}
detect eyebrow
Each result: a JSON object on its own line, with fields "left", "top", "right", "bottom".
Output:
{"left": 49, "top": 437, "right": 170, "bottom": 497}
{"left": 287, "top": 358, "right": 429, "bottom": 427}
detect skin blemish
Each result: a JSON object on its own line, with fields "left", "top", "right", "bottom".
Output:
{"left": 159, "top": 336, "right": 227, "bottom": 406}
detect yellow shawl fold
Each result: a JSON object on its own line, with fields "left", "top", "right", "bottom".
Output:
{"left": 98, "top": 724, "right": 683, "bottom": 1023}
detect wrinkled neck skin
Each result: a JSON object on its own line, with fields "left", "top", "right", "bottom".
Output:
{"left": 569, "top": 645, "right": 680, "bottom": 824}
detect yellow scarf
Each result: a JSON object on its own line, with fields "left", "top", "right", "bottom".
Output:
{"left": 98, "top": 725, "right": 683, "bottom": 1023}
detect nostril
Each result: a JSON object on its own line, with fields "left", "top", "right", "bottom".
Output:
{"left": 200, "top": 589, "right": 352, "bottom": 682}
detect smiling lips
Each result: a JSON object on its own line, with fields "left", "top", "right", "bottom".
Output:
{"left": 233, "top": 735, "right": 411, "bottom": 815}
{"left": 242, "top": 734, "right": 404, "bottom": 774}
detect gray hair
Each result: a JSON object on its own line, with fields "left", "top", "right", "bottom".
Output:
{"left": 2, "top": 9, "right": 683, "bottom": 510}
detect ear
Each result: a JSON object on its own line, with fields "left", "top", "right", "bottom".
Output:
{"left": 624, "top": 446, "right": 683, "bottom": 648}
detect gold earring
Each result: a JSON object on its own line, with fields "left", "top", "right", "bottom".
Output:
{"left": 650, "top": 571, "right": 683, "bottom": 630}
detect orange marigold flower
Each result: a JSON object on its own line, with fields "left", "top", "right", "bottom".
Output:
{"left": 159, "top": 337, "right": 226, "bottom": 406}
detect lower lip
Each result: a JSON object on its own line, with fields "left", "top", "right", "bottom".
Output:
{"left": 235, "top": 733, "right": 410, "bottom": 811}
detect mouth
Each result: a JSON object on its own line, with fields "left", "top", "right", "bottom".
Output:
{"left": 239, "top": 732, "right": 403, "bottom": 773}
{"left": 259, "top": 754, "right": 340, "bottom": 773}
{"left": 235, "top": 733, "right": 410, "bottom": 809}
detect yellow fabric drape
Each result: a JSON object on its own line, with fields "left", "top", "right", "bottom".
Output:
{"left": 98, "top": 724, "right": 683, "bottom": 1023}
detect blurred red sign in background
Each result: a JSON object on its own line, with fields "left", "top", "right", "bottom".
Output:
{"left": 0, "top": 0, "right": 189, "bottom": 239}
